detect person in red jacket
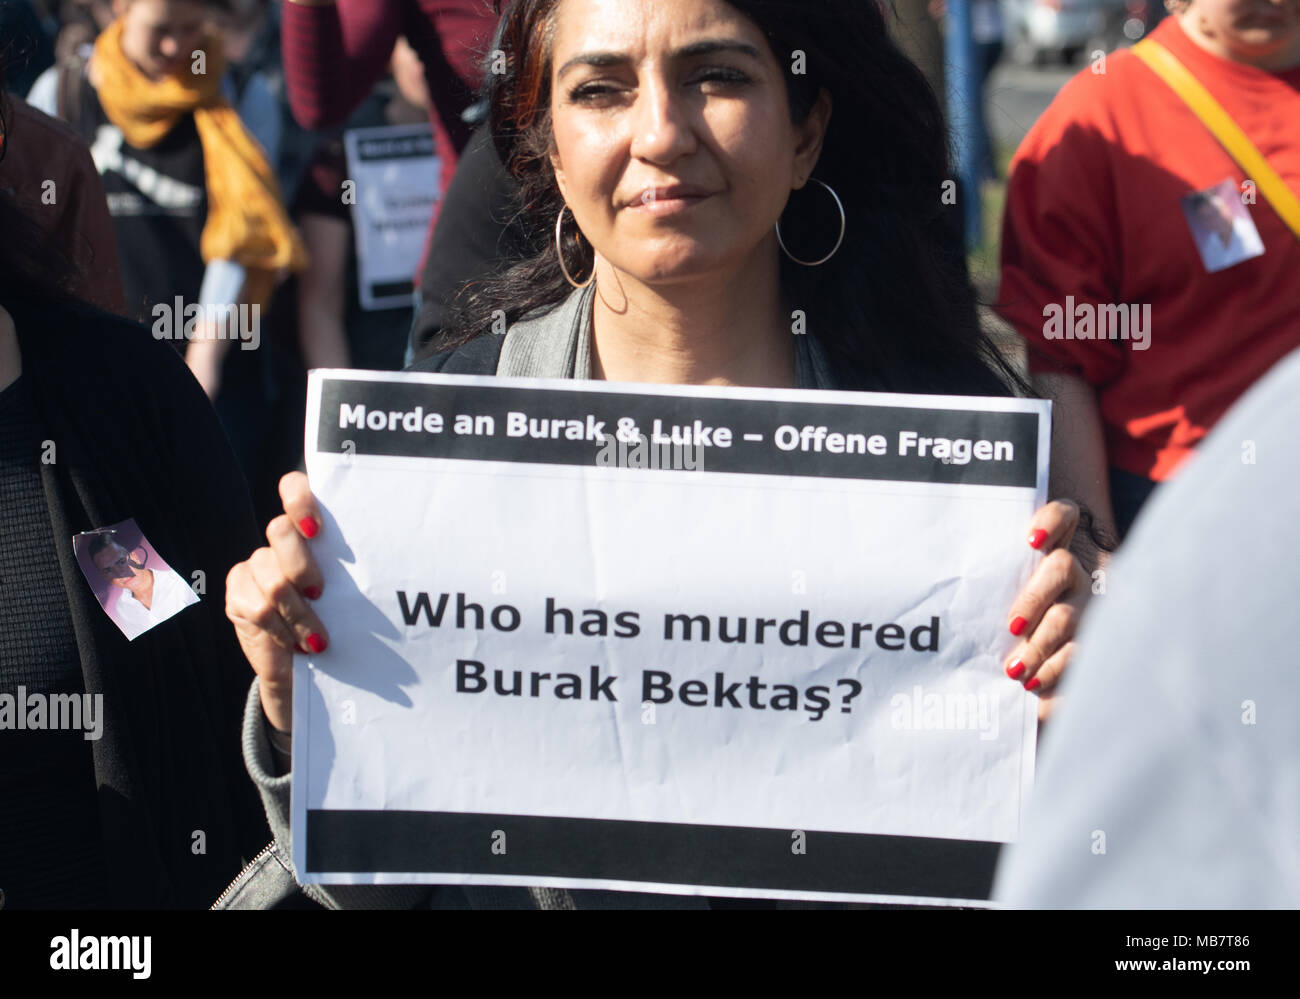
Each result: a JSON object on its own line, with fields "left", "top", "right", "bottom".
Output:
{"left": 996, "top": 0, "right": 1300, "bottom": 541}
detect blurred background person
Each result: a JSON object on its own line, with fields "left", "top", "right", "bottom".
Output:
{"left": 996, "top": 0, "right": 1300, "bottom": 541}
{"left": 26, "top": 0, "right": 310, "bottom": 520}
{"left": 214, "top": 0, "right": 321, "bottom": 204}
{"left": 0, "top": 81, "right": 270, "bottom": 907}
{"left": 280, "top": 0, "right": 501, "bottom": 337}
{"left": 260, "top": 36, "right": 438, "bottom": 491}
{"left": 295, "top": 36, "right": 431, "bottom": 375}
{"left": 26, "top": 0, "right": 307, "bottom": 398}
{"left": 47, "top": 2, "right": 116, "bottom": 64}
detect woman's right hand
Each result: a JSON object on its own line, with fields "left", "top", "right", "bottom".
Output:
{"left": 226, "top": 471, "right": 328, "bottom": 733}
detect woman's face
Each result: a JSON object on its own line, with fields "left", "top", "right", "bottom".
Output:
{"left": 93, "top": 542, "right": 145, "bottom": 589}
{"left": 1180, "top": 0, "right": 1300, "bottom": 67}
{"left": 114, "top": 0, "right": 210, "bottom": 81}
{"left": 547, "top": 0, "right": 829, "bottom": 289}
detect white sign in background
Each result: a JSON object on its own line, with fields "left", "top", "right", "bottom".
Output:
{"left": 342, "top": 124, "right": 440, "bottom": 311}
{"left": 294, "top": 371, "right": 1050, "bottom": 905}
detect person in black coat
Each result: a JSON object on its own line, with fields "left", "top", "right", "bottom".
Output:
{"left": 0, "top": 91, "right": 270, "bottom": 908}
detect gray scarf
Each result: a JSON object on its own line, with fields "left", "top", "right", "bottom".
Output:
{"left": 498, "top": 283, "right": 837, "bottom": 388}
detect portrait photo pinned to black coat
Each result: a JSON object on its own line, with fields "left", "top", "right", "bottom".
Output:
{"left": 74, "top": 518, "right": 200, "bottom": 641}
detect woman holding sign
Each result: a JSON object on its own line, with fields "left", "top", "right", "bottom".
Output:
{"left": 224, "top": 0, "right": 1096, "bottom": 908}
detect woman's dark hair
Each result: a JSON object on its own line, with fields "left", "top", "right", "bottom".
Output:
{"left": 439, "top": 0, "right": 1026, "bottom": 398}
{"left": 87, "top": 533, "right": 119, "bottom": 560}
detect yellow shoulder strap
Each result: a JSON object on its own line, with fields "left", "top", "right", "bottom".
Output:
{"left": 1132, "top": 37, "right": 1300, "bottom": 241}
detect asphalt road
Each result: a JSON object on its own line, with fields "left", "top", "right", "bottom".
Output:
{"left": 985, "top": 61, "right": 1078, "bottom": 152}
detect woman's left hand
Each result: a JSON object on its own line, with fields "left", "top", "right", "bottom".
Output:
{"left": 1005, "top": 499, "right": 1090, "bottom": 722}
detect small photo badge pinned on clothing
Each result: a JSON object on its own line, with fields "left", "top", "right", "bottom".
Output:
{"left": 73, "top": 519, "right": 199, "bottom": 641}
{"left": 1181, "top": 177, "right": 1266, "bottom": 274}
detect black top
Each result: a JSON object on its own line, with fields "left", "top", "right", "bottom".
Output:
{"left": 0, "top": 375, "right": 109, "bottom": 908}
{"left": 63, "top": 66, "right": 208, "bottom": 328}
{"left": 410, "top": 123, "right": 528, "bottom": 361}
{"left": 3, "top": 293, "right": 271, "bottom": 907}
{"left": 407, "top": 326, "right": 505, "bottom": 375}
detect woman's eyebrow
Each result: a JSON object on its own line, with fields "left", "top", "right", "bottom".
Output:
{"left": 556, "top": 39, "right": 764, "bottom": 79}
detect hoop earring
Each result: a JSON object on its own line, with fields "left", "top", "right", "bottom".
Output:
{"left": 555, "top": 205, "right": 595, "bottom": 289}
{"left": 775, "top": 178, "right": 846, "bottom": 267}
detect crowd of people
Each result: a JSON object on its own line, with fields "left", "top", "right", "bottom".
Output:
{"left": 0, "top": 0, "right": 1296, "bottom": 911}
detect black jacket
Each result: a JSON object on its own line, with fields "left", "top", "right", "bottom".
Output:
{"left": 8, "top": 293, "right": 271, "bottom": 907}
{"left": 408, "top": 331, "right": 505, "bottom": 376}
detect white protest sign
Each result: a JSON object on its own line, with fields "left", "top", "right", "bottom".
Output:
{"left": 294, "top": 370, "right": 1050, "bottom": 905}
{"left": 341, "top": 124, "right": 439, "bottom": 310}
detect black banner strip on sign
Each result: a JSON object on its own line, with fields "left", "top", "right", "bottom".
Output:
{"left": 306, "top": 810, "right": 1001, "bottom": 900}
{"left": 316, "top": 378, "right": 1039, "bottom": 488}
{"left": 370, "top": 280, "right": 415, "bottom": 299}
{"left": 354, "top": 136, "right": 435, "bottom": 161}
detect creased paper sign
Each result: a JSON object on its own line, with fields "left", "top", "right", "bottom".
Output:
{"left": 341, "top": 124, "right": 439, "bottom": 310}
{"left": 294, "top": 370, "right": 1050, "bottom": 906}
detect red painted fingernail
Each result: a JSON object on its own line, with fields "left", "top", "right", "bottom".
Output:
{"left": 1006, "top": 659, "right": 1026, "bottom": 679}
{"left": 298, "top": 517, "right": 319, "bottom": 539}
{"left": 303, "top": 585, "right": 322, "bottom": 600}
{"left": 1009, "top": 616, "right": 1027, "bottom": 636}
{"left": 1028, "top": 529, "right": 1048, "bottom": 550}
{"left": 306, "top": 633, "right": 326, "bottom": 653}
{"left": 1025, "top": 677, "right": 1041, "bottom": 692}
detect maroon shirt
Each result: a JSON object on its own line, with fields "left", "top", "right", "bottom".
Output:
{"left": 282, "top": 0, "right": 499, "bottom": 266}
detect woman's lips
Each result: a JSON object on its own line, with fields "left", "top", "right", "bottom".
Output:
{"left": 626, "top": 186, "right": 715, "bottom": 216}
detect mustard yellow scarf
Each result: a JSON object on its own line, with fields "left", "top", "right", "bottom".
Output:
{"left": 91, "top": 19, "right": 307, "bottom": 306}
